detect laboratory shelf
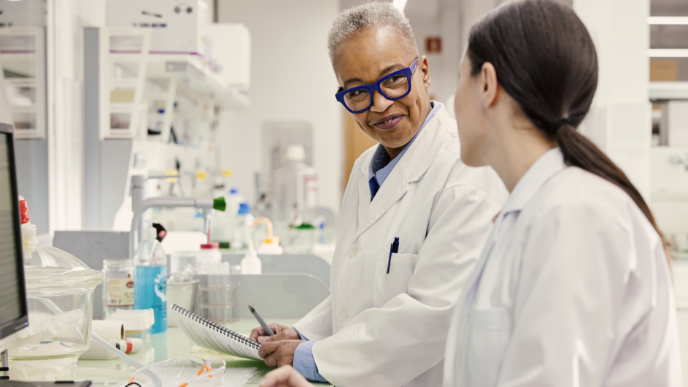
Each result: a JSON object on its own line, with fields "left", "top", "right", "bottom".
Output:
{"left": 649, "top": 82, "right": 688, "bottom": 100}
{"left": 77, "top": 319, "right": 330, "bottom": 386}
{"left": 112, "top": 53, "right": 250, "bottom": 110}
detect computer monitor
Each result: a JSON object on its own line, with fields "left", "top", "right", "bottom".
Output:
{"left": 0, "top": 123, "right": 28, "bottom": 340}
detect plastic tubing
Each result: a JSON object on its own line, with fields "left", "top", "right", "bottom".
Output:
{"left": 251, "top": 217, "right": 274, "bottom": 240}
{"left": 92, "top": 333, "right": 162, "bottom": 387}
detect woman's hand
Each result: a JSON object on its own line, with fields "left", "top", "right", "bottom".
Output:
{"left": 259, "top": 365, "right": 310, "bottom": 387}
{"left": 259, "top": 340, "right": 303, "bottom": 368}
{"left": 250, "top": 323, "right": 301, "bottom": 344}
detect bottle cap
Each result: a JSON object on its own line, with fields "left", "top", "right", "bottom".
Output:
{"left": 238, "top": 203, "right": 250, "bottom": 215}
{"left": 18, "top": 196, "right": 30, "bottom": 224}
{"left": 263, "top": 237, "right": 279, "bottom": 245}
{"left": 213, "top": 196, "right": 227, "bottom": 212}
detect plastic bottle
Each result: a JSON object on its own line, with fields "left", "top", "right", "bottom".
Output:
{"left": 240, "top": 240, "right": 262, "bottom": 274}
{"left": 231, "top": 203, "right": 255, "bottom": 251}
{"left": 197, "top": 242, "right": 222, "bottom": 274}
{"left": 134, "top": 226, "right": 167, "bottom": 333}
{"left": 210, "top": 188, "right": 243, "bottom": 245}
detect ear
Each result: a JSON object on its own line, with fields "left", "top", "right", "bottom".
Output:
{"left": 480, "top": 62, "right": 499, "bottom": 109}
{"left": 419, "top": 55, "right": 431, "bottom": 90}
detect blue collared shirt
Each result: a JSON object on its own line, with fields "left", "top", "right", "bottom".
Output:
{"left": 293, "top": 330, "right": 329, "bottom": 382}
{"left": 291, "top": 102, "right": 442, "bottom": 383}
{"left": 368, "top": 101, "right": 441, "bottom": 200}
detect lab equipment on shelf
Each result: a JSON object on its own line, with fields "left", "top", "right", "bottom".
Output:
{"left": 231, "top": 203, "right": 255, "bottom": 251}
{"left": 134, "top": 226, "right": 168, "bottom": 333}
{"left": 102, "top": 259, "right": 135, "bottom": 319}
{"left": 252, "top": 217, "right": 283, "bottom": 254}
{"left": 128, "top": 173, "right": 227, "bottom": 258}
{"left": 284, "top": 223, "right": 317, "bottom": 254}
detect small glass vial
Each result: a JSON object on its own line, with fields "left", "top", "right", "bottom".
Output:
{"left": 102, "top": 259, "right": 135, "bottom": 319}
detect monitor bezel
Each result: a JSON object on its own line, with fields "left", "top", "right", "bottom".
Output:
{"left": 0, "top": 123, "right": 29, "bottom": 340}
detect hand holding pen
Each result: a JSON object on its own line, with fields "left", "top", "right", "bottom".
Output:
{"left": 248, "top": 304, "right": 300, "bottom": 344}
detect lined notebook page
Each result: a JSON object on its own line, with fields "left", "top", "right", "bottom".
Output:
{"left": 170, "top": 304, "right": 262, "bottom": 360}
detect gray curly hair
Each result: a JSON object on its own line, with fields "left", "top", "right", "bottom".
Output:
{"left": 327, "top": 2, "right": 418, "bottom": 63}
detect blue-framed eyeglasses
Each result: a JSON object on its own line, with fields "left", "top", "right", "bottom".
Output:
{"left": 335, "top": 58, "right": 419, "bottom": 114}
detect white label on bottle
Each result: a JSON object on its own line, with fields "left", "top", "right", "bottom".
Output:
{"left": 107, "top": 277, "right": 135, "bottom": 306}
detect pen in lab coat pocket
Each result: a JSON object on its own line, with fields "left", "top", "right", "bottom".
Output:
{"left": 387, "top": 237, "right": 399, "bottom": 274}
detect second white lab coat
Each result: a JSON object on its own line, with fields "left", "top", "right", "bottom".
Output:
{"left": 444, "top": 148, "right": 683, "bottom": 387}
{"left": 293, "top": 105, "right": 507, "bottom": 387}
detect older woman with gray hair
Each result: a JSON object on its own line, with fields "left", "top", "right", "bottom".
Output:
{"left": 250, "top": 2, "right": 506, "bottom": 386}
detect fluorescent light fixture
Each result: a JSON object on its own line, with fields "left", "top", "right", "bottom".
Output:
{"left": 647, "top": 17, "right": 688, "bottom": 25}
{"left": 393, "top": 0, "right": 408, "bottom": 11}
{"left": 648, "top": 49, "right": 688, "bottom": 58}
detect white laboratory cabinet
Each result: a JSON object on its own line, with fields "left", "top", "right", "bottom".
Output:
{"left": 107, "top": 0, "right": 208, "bottom": 56}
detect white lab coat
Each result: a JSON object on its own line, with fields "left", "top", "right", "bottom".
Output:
{"left": 444, "top": 148, "right": 683, "bottom": 387}
{"left": 293, "top": 105, "right": 507, "bottom": 387}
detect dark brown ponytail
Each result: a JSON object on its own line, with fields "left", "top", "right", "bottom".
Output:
{"left": 468, "top": 0, "right": 670, "bottom": 263}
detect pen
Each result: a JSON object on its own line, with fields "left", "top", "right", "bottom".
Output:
{"left": 387, "top": 237, "right": 399, "bottom": 274}
{"left": 247, "top": 304, "right": 274, "bottom": 336}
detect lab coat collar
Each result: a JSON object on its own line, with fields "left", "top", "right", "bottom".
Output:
{"left": 494, "top": 147, "right": 566, "bottom": 234}
{"left": 355, "top": 104, "right": 450, "bottom": 238}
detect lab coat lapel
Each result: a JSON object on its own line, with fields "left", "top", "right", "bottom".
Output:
{"left": 354, "top": 105, "right": 449, "bottom": 239}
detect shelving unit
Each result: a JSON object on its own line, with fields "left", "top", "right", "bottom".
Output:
{"left": 84, "top": 27, "right": 251, "bottom": 230}
{"left": 0, "top": 27, "right": 46, "bottom": 139}
{"left": 99, "top": 28, "right": 249, "bottom": 141}
{"left": 650, "top": 82, "right": 688, "bottom": 101}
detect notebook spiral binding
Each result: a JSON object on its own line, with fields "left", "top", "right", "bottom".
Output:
{"left": 171, "top": 304, "right": 261, "bottom": 350}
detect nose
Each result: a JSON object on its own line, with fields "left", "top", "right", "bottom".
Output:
{"left": 369, "top": 90, "right": 393, "bottom": 113}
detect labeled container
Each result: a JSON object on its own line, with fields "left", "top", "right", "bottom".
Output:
{"left": 102, "top": 259, "right": 135, "bottom": 319}
{"left": 0, "top": 244, "right": 103, "bottom": 381}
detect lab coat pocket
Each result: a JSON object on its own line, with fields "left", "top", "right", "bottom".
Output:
{"left": 374, "top": 252, "right": 419, "bottom": 306}
{"left": 467, "top": 307, "right": 511, "bottom": 386}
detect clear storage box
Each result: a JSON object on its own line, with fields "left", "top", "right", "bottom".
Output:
{"left": 0, "top": 244, "right": 103, "bottom": 381}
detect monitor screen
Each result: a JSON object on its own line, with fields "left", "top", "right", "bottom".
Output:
{"left": 0, "top": 127, "right": 28, "bottom": 340}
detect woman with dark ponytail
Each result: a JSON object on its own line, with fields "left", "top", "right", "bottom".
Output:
{"left": 444, "top": 0, "right": 682, "bottom": 386}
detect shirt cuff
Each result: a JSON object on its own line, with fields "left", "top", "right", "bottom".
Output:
{"left": 293, "top": 341, "right": 329, "bottom": 383}
{"left": 294, "top": 328, "right": 308, "bottom": 341}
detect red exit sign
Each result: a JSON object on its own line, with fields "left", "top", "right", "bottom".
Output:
{"left": 426, "top": 37, "right": 442, "bottom": 54}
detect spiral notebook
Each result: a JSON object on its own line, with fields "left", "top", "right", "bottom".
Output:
{"left": 170, "top": 304, "right": 262, "bottom": 360}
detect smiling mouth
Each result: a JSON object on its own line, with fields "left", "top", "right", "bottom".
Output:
{"left": 373, "top": 114, "right": 404, "bottom": 130}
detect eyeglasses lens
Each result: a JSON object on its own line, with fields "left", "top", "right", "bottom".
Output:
{"left": 343, "top": 73, "right": 410, "bottom": 112}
